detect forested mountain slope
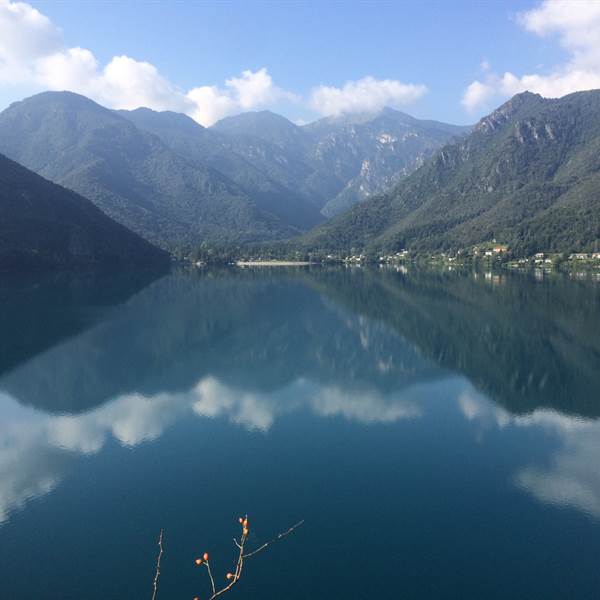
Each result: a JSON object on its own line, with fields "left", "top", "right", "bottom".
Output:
{"left": 302, "top": 90, "right": 600, "bottom": 255}
{"left": 0, "top": 152, "right": 168, "bottom": 269}
{"left": 0, "top": 92, "right": 303, "bottom": 247}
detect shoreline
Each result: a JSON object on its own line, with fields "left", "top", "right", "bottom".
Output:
{"left": 236, "top": 260, "right": 314, "bottom": 267}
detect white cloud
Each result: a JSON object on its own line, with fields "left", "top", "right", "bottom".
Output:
{"left": 0, "top": 0, "right": 293, "bottom": 125}
{"left": 0, "top": 1, "right": 428, "bottom": 124}
{"left": 0, "top": 0, "right": 62, "bottom": 82}
{"left": 462, "top": 80, "right": 496, "bottom": 113}
{"left": 462, "top": 0, "right": 600, "bottom": 113}
{"left": 310, "top": 76, "right": 427, "bottom": 117}
{"left": 186, "top": 68, "right": 297, "bottom": 126}
{"left": 35, "top": 46, "right": 98, "bottom": 91}
{"left": 99, "top": 55, "right": 187, "bottom": 112}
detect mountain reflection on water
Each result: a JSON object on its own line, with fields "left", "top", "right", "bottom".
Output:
{"left": 0, "top": 266, "right": 599, "bottom": 599}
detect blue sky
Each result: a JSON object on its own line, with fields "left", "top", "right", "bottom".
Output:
{"left": 0, "top": 0, "right": 597, "bottom": 126}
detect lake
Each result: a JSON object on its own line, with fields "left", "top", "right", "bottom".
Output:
{"left": 0, "top": 266, "right": 599, "bottom": 599}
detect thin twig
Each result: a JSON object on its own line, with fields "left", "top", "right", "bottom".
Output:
{"left": 151, "top": 529, "right": 164, "bottom": 600}
{"left": 203, "top": 517, "right": 304, "bottom": 600}
{"left": 243, "top": 520, "right": 305, "bottom": 559}
{"left": 205, "top": 560, "right": 216, "bottom": 596}
{"left": 208, "top": 525, "right": 248, "bottom": 599}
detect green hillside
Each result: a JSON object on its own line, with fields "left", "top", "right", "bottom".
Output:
{"left": 0, "top": 92, "right": 301, "bottom": 248}
{"left": 302, "top": 90, "right": 600, "bottom": 255}
{"left": 0, "top": 152, "right": 168, "bottom": 270}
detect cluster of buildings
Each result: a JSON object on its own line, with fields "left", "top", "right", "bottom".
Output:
{"left": 569, "top": 252, "right": 600, "bottom": 260}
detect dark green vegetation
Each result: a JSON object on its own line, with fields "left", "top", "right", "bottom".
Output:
{"left": 0, "top": 152, "right": 168, "bottom": 270}
{"left": 303, "top": 90, "right": 600, "bottom": 255}
{"left": 5, "top": 88, "right": 600, "bottom": 259}
{"left": 0, "top": 92, "right": 307, "bottom": 248}
{"left": 0, "top": 92, "right": 465, "bottom": 251}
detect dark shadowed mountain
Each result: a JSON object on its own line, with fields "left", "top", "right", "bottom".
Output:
{"left": 0, "top": 152, "right": 168, "bottom": 270}
{"left": 0, "top": 92, "right": 307, "bottom": 247}
{"left": 302, "top": 90, "right": 600, "bottom": 255}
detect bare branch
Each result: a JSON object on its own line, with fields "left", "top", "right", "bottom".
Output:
{"left": 151, "top": 529, "right": 164, "bottom": 600}
{"left": 207, "top": 524, "right": 248, "bottom": 599}
{"left": 195, "top": 516, "right": 303, "bottom": 600}
{"left": 243, "top": 519, "right": 305, "bottom": 559}
{"left": 205, "top": 561, "right": 216, "bottom": 596}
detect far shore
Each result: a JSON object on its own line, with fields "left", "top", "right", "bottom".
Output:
{"left": 236, "top": 260, "right": 314, "bottom": 266}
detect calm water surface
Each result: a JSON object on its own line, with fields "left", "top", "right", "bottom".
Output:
{"left": 0, "top": 267, "right": 599, "bottom": 599}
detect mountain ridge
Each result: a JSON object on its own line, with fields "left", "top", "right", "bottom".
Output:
{"left": 0, "top": 91, "right": 306, "bottom": 248}
{"left": 300, "top": 89, "right": 600, "bottom": 255}
{"left": 209, "top": 106, "right": 470, "bottom": 216}
{"left": 0, "top": 91, "right": 468, "bottom": 248}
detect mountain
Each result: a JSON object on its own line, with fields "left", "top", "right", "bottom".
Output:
{"left": 0, "top": 91, "right": 468, "bottom": 248}
{"left": 302, "top": 108, "right": 469, "bottom": 216}
{"left": 211, "top": 108, "right": 469, "bottom": 216}
{"left": 0, "top": 92, "right": 305, "bottom": 248}
{"left": 0, "top": 152, "right": 168, "bottom": 270}
{"left": 121, "top": 106, "right": 466, "bottom": 226}
{"left": 212, "top": 109, "right": 310, "bottom": 150}
{"left": 117, "top": 107, "right": 324, "bottom": 231}
{"left": 302, "top": 90, "right": 600, "bottom": 255}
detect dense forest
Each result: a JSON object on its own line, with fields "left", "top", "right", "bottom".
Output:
{"left": 299, "top": 91, "right": 600, "bottom": 256}
{"left": 0, "top": 152, "right": 168, "bottom": 270}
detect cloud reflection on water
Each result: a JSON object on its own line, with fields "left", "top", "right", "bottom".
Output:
{"left": 0, "top": 375, "right": 423, "bottom": 524}
{"left": 1, "top": 369, "right": 599, "bottom": 527}
{"left": 459, "top": 390, "right": 600, "bottom": 522}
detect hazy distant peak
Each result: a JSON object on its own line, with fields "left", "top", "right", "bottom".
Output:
{"left": 211, "top": 109, "right": 305, "bottom": 151}
{"left": 115, "top": 106, "right": 206, "bottom": 133}
{"left": 211, "top": 109, "right": 299, "bottom": 132}
{"left": 4, "top": 90, "right": 132, "bottom": 128}
{"left": 302, "top": 107, "right": 469, "bottom": 143}
{"left": 9, "top": 90, "right": 109, "bottom": 111}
